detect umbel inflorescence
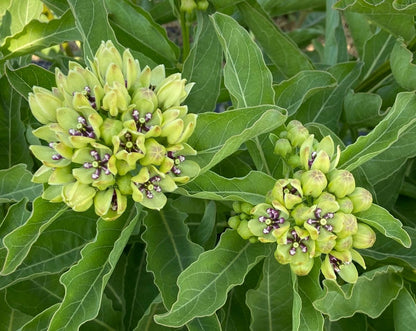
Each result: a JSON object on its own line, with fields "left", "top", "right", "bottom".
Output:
{"left": 229, "top": 121, "right": 376, "bottom": 283}
{"left": 29, "top": 41, "right": 199, "bottom": 220}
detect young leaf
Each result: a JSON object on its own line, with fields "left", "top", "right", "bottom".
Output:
{"left": 292, "top": 259, "right": 324, "bottom": 331}
{"left": 210, "top": 12, "right": 275, "bottom": 108}
{"left": 0, "top": 208, "right": 98, "bottom": 290}
{"left": 237, "top": 1, "right": 314, "bottom": 78}
{"left": 313, "top": 265, "right": 404, "bottom": 320}
{"left": 339, "top": 92, "right": 416, "bottom": 171}
{"left": 188, "top": 105, "right": 287, "bottom": 172}
{"left": 142, "top": 202, "right": 203, "bottom": 309}
{"left": 1, "top": 198, "right": 67, "bottom": 275}
{"left": 48, "top": 203, "right": 140, "bottom": 330}
{"left": 154, "top": 230, "right": 271, "bottom": 327}
{"left": 5, "top": 63, "right": 56, "bottom": 101}
{"left": 176, "top": 170, "right": 276, "bottom": 205}
{"left": 246, "top": 252, "right": 293, "bottom": 331}
{"left": 356, "top": 204, "right": 411, "bottom": 247}
{"left": 182, "top": 10, "right": 222, "bottom": 114}
{"left": 0, "top": 10, "right": 80, "bottom": 64}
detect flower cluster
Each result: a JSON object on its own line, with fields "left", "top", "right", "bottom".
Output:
{"left": 29, "top": 41, "right": 199, "bottom": 220}
{"left": 229, "top": 121, "right": 376, "bottom": 283}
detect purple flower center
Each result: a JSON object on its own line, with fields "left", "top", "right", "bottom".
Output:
{"left": 132, "top": 109, "right": 152, "bottom": 133}
{"left": 69, "top": 116, "right": 96, "bottom": 138}
{"left": 83, "top": 150, "right": 111, "bottom": 179}
{"left": 308, "top": 151, "right": 317, "bottom": 168}
{"left": 135, "top": 175, "right": 162, "bottom": 199}
{"left": 84, "top": 86, "right": 96, "bottom": 109}
{"left": 258, "top": 207, "right": 286, "bottom": 234}
{"left": 286, "top": 230, "right": 309, "bottom": 256}
{"left": 306, "top": 207, "right": 335, "bottom": 233}
{"left": 167, "top": 151, "right": 186, "bottom": 175}
{"left": 119, "top": 132, "right": 143, "bottom": 153}
{"left": 328, "top": 254, "right": 349, "bottom": 273}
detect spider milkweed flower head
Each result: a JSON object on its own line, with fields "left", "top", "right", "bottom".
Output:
{"left": 229, "top": 121, "right": 375, "bottom": 283}
{"left": 29, "top": 41, "right": 200, "bottom": 220}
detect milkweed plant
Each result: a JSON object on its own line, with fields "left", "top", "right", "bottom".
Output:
{"left": 0, "top": 0, "right": 415, "bottom": 330}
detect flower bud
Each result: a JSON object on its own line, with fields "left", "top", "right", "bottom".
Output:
{"left": 123, "top": 49, "right": 139, "bottom": 90}
{"left": 334, "top": 236, "right": 353, "bottom": 251}
{"left": 311, "top": 150, "right": 330, "bottom": 173}
{"left": 237, "top": 220, "right": 254, "bottom": 240}
{"left": 290, "top": 253, "right": 314, "bottom": 276}
{"left": 157, "top": 77, "right": 187, "bottom": 110}
{"left": 197, "top": 0, "right": 209, "bottom": 10}
{"left": 338, "top": 262, "right": 358, "bottom": 283}
{"left": 180, "top": 0, "right": 197, "bottom": 13}
{"left": 94, "top": 188, "right": 127, "bottom": 221}
{"left": 317, "top": 135, "right": 335, "bottom": 159}
{"left": 132, "top": 88, "right": 158, "bottom": 113}
{"left": 287, "top": 154, "right": 301, "bottom": 168}
{"left": 274, "top": 138, "right": 292, "bottom": 158}
{"left": 327, "top": 169, "right": 355, "bottom": 198}
{"left": 348, "top": 187, "right": 373, "bottom": 213}
{"left": 228, "top": 215, "right": 241, "bottom": 229}
{"left": 93, "top": 41, "right": 123, "bottom": 83}
{"left": 337, "top": 197, "right": 354, "bottom": 214}
{"left": 29, "top": 87, "right": 62, "bottom": 124}
{"left": 140, "top": 138, "right": 167, "bottom": 166}
{"left": 291, "top": 203, "right": 313, "bottom": 226}
{"left": 287, "top": 126, "right": 309, "bottom": 147}
{"left": 286, "top": 120, "right": 303, "bottom": 131}
{"left": 335, "top": 213, "right": 358, "bottom": 238}
{"left": 301, "top": 170, "right": 327, "bottom": 198}
{"left": 62, "top": 181, "right": 96, "bottom": 212}
{"left": 352, "top": 223, "right": 376, "bottom": 249}
{"left": 232, "top": 201, "right": 242, "bottom": 213}
{"left": 100, "top": 118, "right": 123, "bottom": 146}
{"left": 240, "top": 202, "right": 253, "bottom": 215}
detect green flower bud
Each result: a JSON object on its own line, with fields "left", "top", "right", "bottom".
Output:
{"left": 334, "top": 236, "right": 353, "bottom": 251}
{"left": 156, "top": 74, "right": 189, "bottom": 110}
{"left": 327, "top": 169, "right": 355, "bottom": 198}
{"left": 237, "top": 220, "right": 255, "bottom": 240}
{"left": 123, "top": 49, "right": 140, "bottom": 90}
{"left": 100, "top": 118, "right": 123, "bottom": 146}
{"left": 352, "top": 223, "right": 376, "bottom": 249}
{"left": 29, "top": 86, "right": 62, "bottom": 124}
{"left": 42, "top": 185, "right": 64, "bottom": 202}
{"left": 311, "top": 150, "right": 331, "bottom": 173}
{"left": 240, "top": 202, "right": 253, "bottom": 215}
{"left": 140, "top": 138, "right": 167, "bottom": 166}
{"left": 337, "top": 197, "right": 354, "bottom": 214}
{"left": 180, "top": 0, "right": 197, "bottom": 13}
{"left": 274, "top": 138, "right": 292, "bottom": 158}
{"left": 62, "top": 181, "right": 96, "bottom": 212}
{"left": 286, "top": 120, "right": 303, "bottom": 131}
{"left": 301, "top": 170, "right": 327, "bottom": 198}
{"left": 32, "top": 165, "right": 54, "bottom": 183}
{"left": 290, "top": 252, "right": 315, "bottom": 276}
{"left": 232, "top": 201, "right": 242, "bottom": 213}
{"left": 271, "top": 178, "right": 303, "bottom": 210}
{"left": 291, "top": 203, "right": 313, "bottom": 226}
{"left": 287, "top": 126, "right": 309, "bottom": 147}
{"left": 48, "top": 166, "right": 74, "bottom": 185}
{"left": 94, "top": 188, "right": 127, "bottom": 221}
{"left": 287, "top": 154, "right": 301, "bottom": 168}
{"left": 314, "top": 192, "right": 339, "bottom": 215}
{"left": 197, "top": 0, "right": 209, "bottom": 10}
{"left": 348, "top": 187, "right": 373, "bottom": 213}
{"left": 317, "top": 135, "right": 335, "bottom": 159}
{"left": 93, "top": 40, "right": 123, "bottom": 83}
{"left": 338, "top": 262, "right": 358, "bottom": 283}
{"left": 102, "top": 82, "right": 131, "bottom": 116}
{"left": 334, "top": 213, "right": 358, "bottom": 238}
{"left": 132, "top": 88, "right": 158, "bottom": 113}
{"left": 228, "top": 215, "right": 241, "bottom": 229}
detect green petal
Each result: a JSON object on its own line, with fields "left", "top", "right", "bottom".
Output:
{"left": 72, "top": 167, "right": 95, "bottom": 184}
{"left": 30, "top": 145, "right": 71, "bottom": 168}
{"left": 138, "top": 191, "right": 167, "bottom": 210}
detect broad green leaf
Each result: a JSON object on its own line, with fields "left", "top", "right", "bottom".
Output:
{"left": 339, "top": 92, "right": 416, "bottom": 171}
{"left": 334, "top": 0, "right": 416, "bottom": 41}
{"left": 343, "top": 90, "right": 384, "bottom": 127}
{"left": 0, "top": 0, "right": 43, "bottom": 44}
{"left": 182, "top": 10, "right": 222, "bottom": 113}
{"left": 0, "top": 10, "right": 80, "bottom": 64}
{"left": 67, "top": 0, "right": 117, "bottom": 61}
{"left": 295, "top": 62, "right": 362, "bottom": 130}
{"left": 177, "top": 170, "right": 276, "bottom": 205}
{"left": 187, "top": 315, "right": 222, "bottom": 331}
{"left": 123, "top": 243, "right": 158, "bottom": 331}
{"left": 211, "top": 150, "right": 255, "bottom": 178}
{"left": 292, "top": 259, "right": 324, "bottom": 331}
{"left": 393, "top": 288, "right": 416, "bottom": 331}
{"left": 188, "top": 105, "right": 287, "bottom": 172}
{"left": 274, "top": 70, "right": 337, "bottom": 116}
{"left": 237, "top": 1, "right": 314, "bottom": 78}
{"left": 20, "top": 303, "right": 60, "bottom": 331}
{"left": 313, "top": 265, "right": 404, "bottom": 320}
{"left": 191, "top": 201, "right": 216, "bottom": 246}
{"left": 42, "top": 0, "right": 69, "bottom": 16}
{"left": 343, "top": 12, "right": 372, "bottom": 57}
{"left": 246, "top": 252, "right": 293, "bottom": 331}
{"left": 5, "top": 63, "right": 55, "bottom": 101}
{"left": 1, "top": 198, "right": 67, "bottom": 275}
{"left": 258, "top": 0, "right": 325, "bottom": 15}
{"left": 133, "top": 295, "right": 171, "bottom": 331}
{"left": 210, "top": 12, "right": 275, "bottom": 108}
{"left": 104, "top": 0, "right": 178, "bottom": 67}
{"left": 0, "top": 77, "right": 33, "bottom": 169}
{"left": 142, "top": 202, "right": 203, "bottom": 308}
{"left": 80, "top": 294, "right": 123, "bottom": 331}
{"left": 323, "top": 0, "right": 348, "bottom": 65}
{"left": 356, "top": 204, "right": 411, "bottom": 247}
{"left": 0, "top": 164, "right": 42, "bottom": 203}
{"left": 154, "top": 230, "right": 270, "bottom": 327}
{"left": 0, "top": 208, "right": 97, "bottom": 290}
{"left": 104, "top": 252, "right": 126, "bottom": 312}
{"left": 0, "top": 290, "right": 32, "bottom": 331}
{"left": 5, "top": 274, "right": 63, "bottom": 316}
{"left": 390, "top": 39, "right": 416, "bottom": 90}
{"left": 48, "top": 203, "right": 139, "bottom": 330}
{"left": 325, "top": 314, "right": 368, "bottom": 331}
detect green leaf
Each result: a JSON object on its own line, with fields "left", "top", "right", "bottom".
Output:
{"left": 48, "top": 203, "right": 140, "bottom": 330}
{"left": 334, "top": 0, "right": 416, "bottom": 40}
{"left": 42, "top": 0, "right": 69, "bottom": 16}
{"left": 5, "top": 63, "right": 56, "bottom": 101}
{"left": 390, "top": 39, "right": 416, "bottom": 90}
{"left": 356, "top": 204, "right": 411, "bottom": 247}
{"left": 123, "top": 243, "right": 159, "bottom": 331}
{"left": 0, "top": 10, "right": 80, "bottom": 64}
{"left": 154, "top": 230, "right": 271, "bottom": 327}
{"left": 67, "top": 0, "right": 117, "bottom": 61}
{"left": 292, "top": 259, "right": 324, "bottom": 331}
{"left": 393, "top": 288, "right": 416, "bottom": 331}
{"left": 360, "top": 226, "right": 416, "bottom": 269}
{"left": 0, "top": 164, "right": 42, "bottom": 203}
{"left": 258, "top": 0, "right": 325, "bottom": 15}
{"left": 104, "top": 0, "right": 178, "bottom": 67}
{"left": 339, "top": 92, "right": 416, "bottom": 171}
{"left": 133, "top": 295, "right": 171, "bottom": 331}
{"left": 188, "top": 105, "right": 287, "bottom": 172}
{"left": 0, "top": 290, "right": 32, "bottom": 330}
{"left": 1, "top": 198, "right": 67, "bottom": 275}
{"left": 210, "top": 12, "right": 275, "bottom": 108}
{"left": 246, "top": 252, "right": 293, "bottom": 331}
{"left": 20, "top": 303, "right": 60, "bottom": 331}
{"left": 187, "top": 315, "right": 222, "bottom": 331}
{"left": 343, "top": 12, "right": 372, "bottom": 57}
{"left": 237, "top": 1, "right": 313, "bottom": 78}
{"left": 0, "top": 0, "right": 43, "bottom": 43}
{"left": 0, "top": 208, "right": 98, "bottom": 290}
{"left": 142, "top": 202, "right": 203, "bottom": 308}
{"left": 0, "top": 77, "right": 33, "bottom": 169}
{"left": 177, "top": 170, "right": 276, "bottom": 205}
{"left": 343, "top": 90, "right": 384, "bottom": 127}
{"left": 313, "top": 265, "right": 404, "bottom": 321}
{"left": 274, "top": 70, "right": 337, "bottom": 116}
{"left": 191, "top": 201, "right": 216, "bottom": 246}
{"left": 182, "top": 10, "right": 222, "bottom": 113}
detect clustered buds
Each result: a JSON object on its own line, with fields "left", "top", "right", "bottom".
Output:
{"left": 30, "top": 41, "right": 199, "bottom": 220}
{"left": 180, "top": 0, "right": 209, "bottom": 13}
{"left": 229, "top": 121, "right": 376, "bottom": 283}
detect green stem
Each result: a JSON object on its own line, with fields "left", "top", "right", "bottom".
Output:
{"left": 180, "top": 11, "right": 190, "bottom": 62}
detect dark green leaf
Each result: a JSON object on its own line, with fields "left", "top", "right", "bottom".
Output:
{"left": 20, "top": 304, "right": 60, "bottom": 331}
{"left": 258, "top": 0, "right": 325, "bottom": 15}
{"left": 343, "top": 90, "right": 384, "bottom": 127}
{"left": 390, "top": 39, "right": 416, "bottom": 90}
{"left": 393, "top": 287, "right": 416, "bottom": 330}
{"left": 80, "top": 294, "right": 123, "bottom": 331}
{"left": 0, "top": 290, "right": 32, "bottom": 330}
{"left": 191, "top": 201, "right": 216, "bottom": 246}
